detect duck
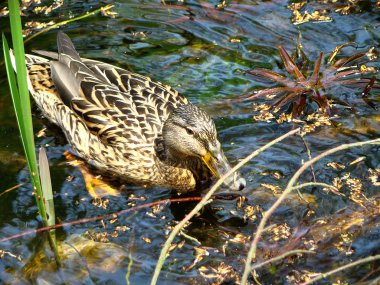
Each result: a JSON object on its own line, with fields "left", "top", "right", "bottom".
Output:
{"left": 23, "top": 32, "right": 246, "bottom": 192}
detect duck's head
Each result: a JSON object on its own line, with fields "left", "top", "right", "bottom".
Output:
{"left": 162, "top": 104, "right": 246, "bottom": 191}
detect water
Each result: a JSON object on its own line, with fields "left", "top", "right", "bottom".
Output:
{"left": 0, "top": 0, "right": 379, "bottom": 284}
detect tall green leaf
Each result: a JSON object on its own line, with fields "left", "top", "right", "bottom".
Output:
{"left": 4, "top": 0, "right": 48, "bottom": 224}
{"left": 3, "top": 0, "right": 59, "bottom": 260}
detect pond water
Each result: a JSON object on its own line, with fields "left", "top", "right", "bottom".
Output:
{"left": 0, "top": 0, "right": 379, "bottom": 284}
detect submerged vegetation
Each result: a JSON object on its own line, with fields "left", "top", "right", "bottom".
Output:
{"left": 0, "top": 0, "right": 379, "bottom": 285}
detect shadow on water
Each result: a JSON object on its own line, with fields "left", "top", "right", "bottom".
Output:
{"left": 0, "top": 0, "right": 379, "bottom": 284}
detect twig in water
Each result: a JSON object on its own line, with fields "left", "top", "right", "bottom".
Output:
{"left": 291, "top": 182, "right": 340, "bottom": 194}
{"left": 252, "top": 270, "right": 262, "bottom": 285}
{"left": 0, "top": 183, "right": 24, "bottom": 197}
{"left": 24, "top": 5, "right": 114, "bottom": 44}
{"left": 125, "top": 250, "right": 134, "bottom": 285}
{"left": 180, "top": 230, "right": 201, "bottom": 245}
{"left": 250, "top": 249, "right": 315, "bottom": 271}
{"left": 300, "top": 135, "right": 316, "bottom": 183}
{"left": 0, "top": 196, "right": 202, "bottom": 243}
{"left": 300, "top": 254, "right": 380, "bottom": 285}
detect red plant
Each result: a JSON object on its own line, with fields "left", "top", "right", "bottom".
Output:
{"left": 245, "top": 44, "right": 379, "bottom": 118}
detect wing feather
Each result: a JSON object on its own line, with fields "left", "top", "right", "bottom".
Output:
{"left": 34, "top": 33, "right": 191, "bottom": 162}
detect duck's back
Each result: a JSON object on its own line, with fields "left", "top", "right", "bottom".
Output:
{"left": 81, "top": 58, "right": 189, "bottom": 142}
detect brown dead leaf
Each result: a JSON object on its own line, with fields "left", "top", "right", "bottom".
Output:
{"left": 327, "top": 162, "right": 346, "bottom": 170}
{"left": 142, "top": 237, "right": 152, "bottom": 244}
{"left": 261, "top": 183, "right": 282, "bottom": 195}
{"left": 199, "top": 262, "right": 240, "bottom": 285}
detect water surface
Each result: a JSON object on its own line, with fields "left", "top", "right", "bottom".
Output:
{"left": 0, "top": 0, "right": 379, "bottom": 284}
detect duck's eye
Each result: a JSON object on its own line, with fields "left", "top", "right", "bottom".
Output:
{"left": 185, "top": 128, "right": 194, "bottom": 135}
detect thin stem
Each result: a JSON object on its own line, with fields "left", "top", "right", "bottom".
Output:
{"left": 300, "top": 135, "right": 316, "bottom": 183}
{"left": 291, "top": 182, "right": 338, "bottom": 192}
{"left": 126, "top": 250, "right": 134, "bottom": 285}
{"left": 24, "top": 5, "right": 114, "bottom": 44}
{"left": 0, "top": 183, "right": 24, "bottom": 197}
{"left": 150, "top": 128, "right": 300, "bottom": 285}
{"left": 241, "top": 138, "right": 380, "bottom": 284}
{"left": 0, "top": 196, "right": 202, "bottom": 243}
{"left": 250, "top": 250, "right": 315, "bottom": 271}
{"left": 300, "top": 254, "right": 380, "bottom": 285}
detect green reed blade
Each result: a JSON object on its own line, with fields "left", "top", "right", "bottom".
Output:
{"left": 4, "top": 0, "right": 59, "bottom": 259}
{"left": 5, "top": 1, "right": 48, "bottom": 223}
{"left": 2, "top": 35, "right": 22, "bottom": 120}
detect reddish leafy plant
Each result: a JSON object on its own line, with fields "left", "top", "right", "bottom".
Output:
{"left": 245, "top": 44, "right": 379, "bottom": 118}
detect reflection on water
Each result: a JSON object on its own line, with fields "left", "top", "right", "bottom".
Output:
{"left": 0, "top": 0, "right": 379, "bottom": 284}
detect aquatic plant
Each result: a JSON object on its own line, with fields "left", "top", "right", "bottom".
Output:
{"left": 3, "top": 0, "right": 57, "bottom": 249}
{"left": 246, "top": 44, "right": 379, "bottom": 118}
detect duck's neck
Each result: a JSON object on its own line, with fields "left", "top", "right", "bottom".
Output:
{"left": 165, "top": 148, "right": 209, "bottom": 182}
{"left": 154, "top": 136, "right": 210, "bottom": 182}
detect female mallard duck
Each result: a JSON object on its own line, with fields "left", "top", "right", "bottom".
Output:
{"left": 24, "top": 32, "right": 246, "bottom": 192}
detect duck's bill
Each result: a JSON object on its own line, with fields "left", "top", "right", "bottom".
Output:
{"left": 201, "top": 149, "right": 246, "bottom": 191}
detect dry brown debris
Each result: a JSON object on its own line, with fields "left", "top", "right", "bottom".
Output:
{"left": 101, "top": 6, "right": 118, "bottom": 18}
{"left": 333, "top": 233, "right": 354, "bottom": 255}
{"left": 32, "top": 0, "right": 63, "bottom": 15}
{"left": 291, "top": 8, "right": 332, "bottom": 25}
{"left": 303, "top": 239, "right": 317, "bottom": 251}
{"left": 288, "top": 0, "right": 380, "bottom": 25}
{"left": 368, "top": 168, "right": 380, "bottom": 186}
{"left": 92, "top": 198, "right": 110, "bottom": 209}
{"left": 142, "top": 237, "right": 152, "bottom": 243}
{"left": 228, "top": 233, "right": 250, "bottom": 245}
{"left": 327, "top": 162, "right": 346, "bottom": 170}
{"left": 0, "top": 250, "right": 23, "bottom": 262}
{"left": 23, "top": 20, "right": 55, "bottom": 37}
{"left": 183, "top": 246, "right": 209, "bottom": 272}
{"left": 262, "top": 170, "right": 285, "bottom": 180}
{"left": 286, "top": 269, "right": 320, "bottom": 284}
{"left": 0, "top": 7, "right": 9, "bottom": 16}
{"left": 288, "top": 1, "right": 332, "bottom": 25}
{"left": 199, "top": 262, "right": 240, "bottom": 285}
{"left": 84, "top": 231, "right": 110, "bottom": 243}
{"left": 115, "top": 226, "right": 129, "bottom": 232}
{"left": 261, "top": 183, "right": 282, "bottom": 195}
{"left": 243, "top": 205, "right": 260, "bottom": 222}
{"left": 268, "top": 223, "right": 291, "bottom": 242}
{"left": 11, "top": 1, "right": 117, "bottom": 38}
{"left": 346, "top": 177, "right": 367, "bottom": 206}
{"left": 349, "top": 156, "right": 366, "bottom": 166}
{"left": 253, "top": 102, "right": 336, "bottom": 135}
{"left": 331, "top": 172, "right": 371, "bottom": 206}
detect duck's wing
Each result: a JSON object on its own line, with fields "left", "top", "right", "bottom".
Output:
{"left": 78, "top": 58, "right": 189, "bottom": 140}
{"left": 34, "top": 40, "right": 189, "bottom": 113}
{"left": 50, "top": 32, "right": 188, "bottom": 147}
{"left": 81, "top": 58, "right": 189, "bottom": 109}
